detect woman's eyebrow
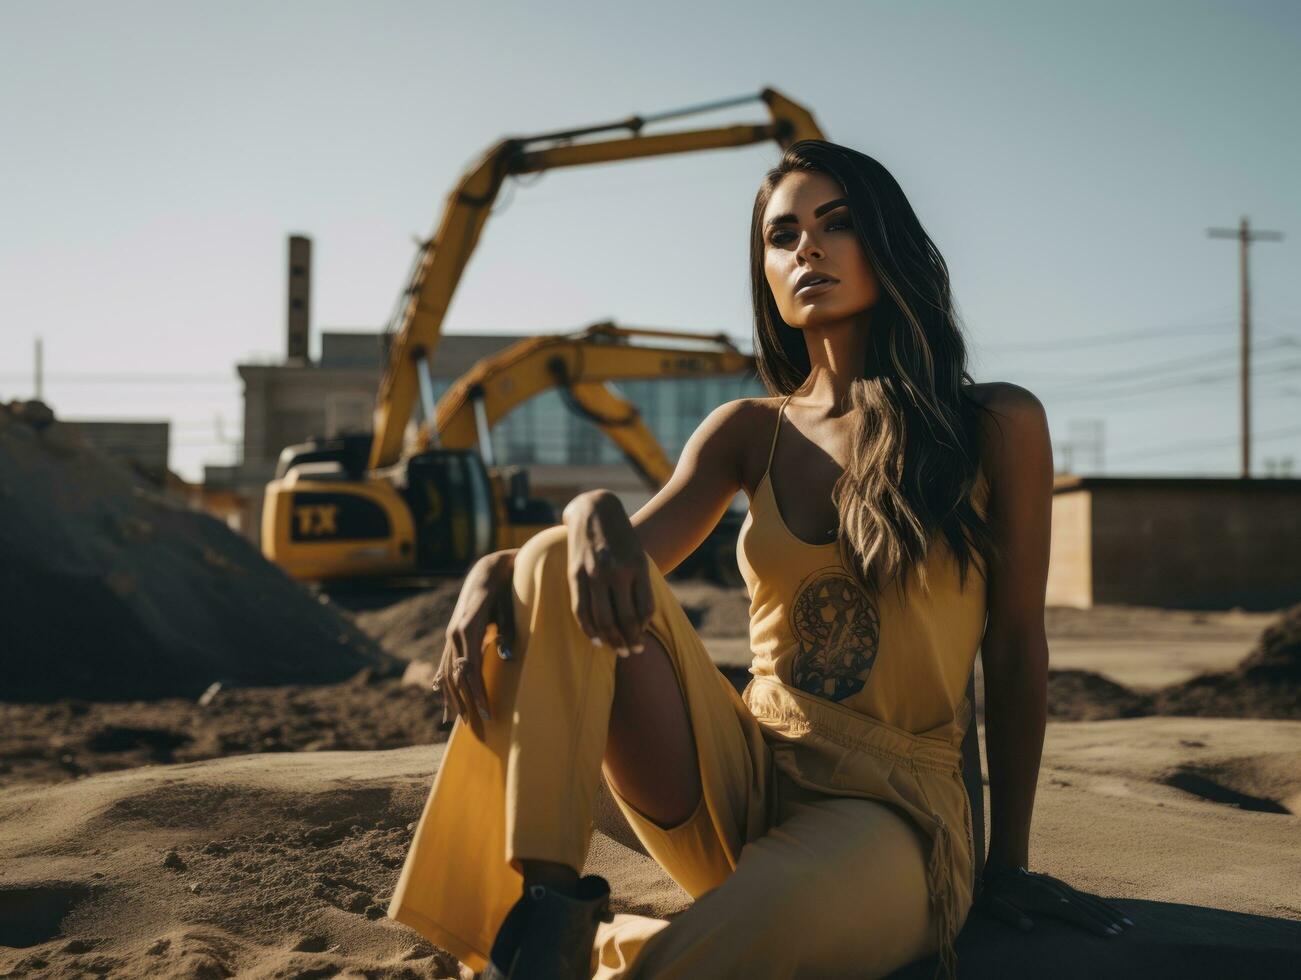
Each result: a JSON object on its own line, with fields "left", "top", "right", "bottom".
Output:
{"left": 765, "top": 198, "right": 850, "bottom": 227}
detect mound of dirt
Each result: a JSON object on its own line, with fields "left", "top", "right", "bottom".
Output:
{"left": 345, "top": 577, "right": 756, "bottom": 666}
{"left": 347, "top": 584, "right": 465, "bottom": 663}
{"left": 0, "top": 673, "right": 450, "bottom": 791}
{"left": 1154, "top": 603, "right": 1301, "bottom": 719}
{"left": 1046, "top": 669, "right": 1155, "bottom": 721}
{"left": 0, "top": 400, "right": 401, "bottom": 703}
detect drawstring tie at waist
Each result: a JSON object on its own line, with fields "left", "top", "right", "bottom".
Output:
{"left": 926, "top": 810, "right": 958, "bottom": 980}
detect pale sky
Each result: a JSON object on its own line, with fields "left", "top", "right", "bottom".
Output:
{"left": 2, "top": 0, "right": 1297, "bottom": 481}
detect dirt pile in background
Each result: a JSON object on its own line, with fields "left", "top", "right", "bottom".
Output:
{"left": 341, "top": 576, "right": 755, "bottom": 665}
{"left": 1154, "top": 603, "right": 1301, "bottom": 719}
{"left": 1044, "top": 670, "right": 1155, "bottom": 721}
{"left": 345, "top": 583, "right": 465, "bottom": 663}
{"left": 0, "top": 673, "right": 447, "bottom": 791}
{"left": 0, "top": 400, "right": 401, "bottom": 702}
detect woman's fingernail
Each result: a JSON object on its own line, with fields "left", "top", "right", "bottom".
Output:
{"left": 591, "top": 637, "right": 602, "bottom": 646}
{"left": 617, "top": 647, "right": 629, "bottom": 658}
{"left": 1122, "top": 917, "right": 1134, "bottom": 926}
{"left": 1107, "top": 925, "right": 1119, "bottom": 935}
{"left": 632, "top": 643, "right": 645, "bottom": 654}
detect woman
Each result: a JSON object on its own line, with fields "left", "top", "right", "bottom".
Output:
{"left": 387, "top": 139, "right": 1131, "bottom": 980}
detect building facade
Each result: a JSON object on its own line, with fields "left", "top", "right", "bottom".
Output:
{"left": 1047, "top": 475, "right": 1301, "bottom": 610}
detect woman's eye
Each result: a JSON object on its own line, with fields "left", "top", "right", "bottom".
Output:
{"left": 769, "top": 220, "right": 850, "bottom": 246}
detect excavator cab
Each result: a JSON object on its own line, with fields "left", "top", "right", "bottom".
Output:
{"left": 393, "top": 449, "right": 499, "bottom": 574}
{"left": 274, "top": 432, "right": 373, "bottom": 481}
{"left": 263, "top": 448, "right": 505, "bottom": 580}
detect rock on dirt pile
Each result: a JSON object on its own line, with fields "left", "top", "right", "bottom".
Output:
{"left": 0, "top": 400, "right": 401, "bottom": 702}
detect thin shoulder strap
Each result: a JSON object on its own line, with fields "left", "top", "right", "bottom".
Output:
{"left": 764, "top": 394, "right": 794, "bottom": 476}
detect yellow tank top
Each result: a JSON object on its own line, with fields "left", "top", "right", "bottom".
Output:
{"left": 734, "top": 393, "right": 991, "bottom": 980}
{"left": 737, "top": 393, "right": 990, "bottom": 742}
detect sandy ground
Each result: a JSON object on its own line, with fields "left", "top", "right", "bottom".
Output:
{"left": 2, "top": 566, "right": 1298, "bottom": 977}
{"left": 0, "top": 718, "right": 1297, "bottom": 979}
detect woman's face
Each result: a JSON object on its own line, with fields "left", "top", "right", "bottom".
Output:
{"left": 762, "top": 170, "right": 879, "bottom": 329}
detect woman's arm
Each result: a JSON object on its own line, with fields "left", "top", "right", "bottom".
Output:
{"left": 974, "top": 385, "right": 1132, "bottom": 937}
{"left": 552, "top": 397, "right": 751, "bottom": 655}
{"left": 977, "top": 383, "right": 1053, "bottom": 872}
{"left": 624, "top": 398, "right": 753, "bottom": 575}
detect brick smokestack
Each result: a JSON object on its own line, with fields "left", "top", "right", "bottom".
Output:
{"left": 287, "top": 235, "right": 311, "bottom": 364}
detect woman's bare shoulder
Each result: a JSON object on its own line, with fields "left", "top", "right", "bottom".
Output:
{"left": 964, "top": 381, "right": 1045, "bottom": 425}
{"left": 686, "top": 396, "right": 783, "bottom": 490}
{"left": 698, "top": 395, "right": 783, "bottom": 432}
{"left": 964, "top": 380, "right": 1042, "bottom": 407}
{"left": 962, "top": 381, "right": 1050, "bottom": 495}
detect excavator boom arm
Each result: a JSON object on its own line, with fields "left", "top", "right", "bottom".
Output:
{"left": 368, "top": 88, "right": 825, "bottom": 470}
{"left": 430, "top": 322, "right": 754, "bottom": 490}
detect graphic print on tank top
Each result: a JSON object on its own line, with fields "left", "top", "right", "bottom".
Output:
{"left": 789, "top": 566, "right": 881, "bottom": 701}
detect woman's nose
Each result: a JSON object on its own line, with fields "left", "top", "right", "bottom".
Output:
{"left": 796, "top": 234, "right": 824, "bottom": 262}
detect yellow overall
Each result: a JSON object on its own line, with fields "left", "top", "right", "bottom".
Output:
{"left": 387, "top": 394, "right": 990, "bottom": 980}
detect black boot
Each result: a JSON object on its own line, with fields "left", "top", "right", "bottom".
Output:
{"left": 478, "top": 873, "right": 614, "bottom": 980}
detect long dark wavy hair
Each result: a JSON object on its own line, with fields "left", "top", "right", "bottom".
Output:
{"left": 749, "top": 139, "right": 1000, "bottom": 600}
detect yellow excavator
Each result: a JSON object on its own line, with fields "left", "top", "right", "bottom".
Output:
{"left": 261, "top": 88, "right": 826, "bottom": 582}
{"left": 264, "top": 321, "right": 755, "bottom": 581}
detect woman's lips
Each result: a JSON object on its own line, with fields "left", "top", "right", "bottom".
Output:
{"left": 795, "top": 278, "right": 838, "bottom": 297}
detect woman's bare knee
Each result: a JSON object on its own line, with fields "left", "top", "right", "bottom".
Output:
{"left": 604, "top": 631, "right": 703, "bottom": 829}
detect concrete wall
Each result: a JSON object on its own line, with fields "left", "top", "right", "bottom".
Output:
{"left": 1046, "top": 483, "right": 1092, "bottom": 608}
{"left": 1050, "top": 477, "right": 1301, "bottom": 611}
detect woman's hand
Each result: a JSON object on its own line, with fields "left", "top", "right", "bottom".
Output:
{"left": 433, "top": 548, "right": 519, "bottom": 741}
{"left": 976, "top": 864, "right": 1134, "bottom": 937}
{"left": 563, "top": 490, "right": 655, "bottom": 658}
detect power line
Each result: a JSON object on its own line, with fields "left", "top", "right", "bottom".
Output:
{"left": 983, "top": 319, "right": 1238, "bottom": 353}
{"left": 1107, "top": 423, "right": 1301, "bottom": 463}
{"left": 1028, "top": 335, "right": 1297, "bottom": 391}
{"left": 1046, "top": 357, "right": 1301, "bottom": 403}
{"left": 0, "top": 373, "right": 239, "bottom": 385}
{"left": 979, "top": 316, "right": 1299, "bottom": 355}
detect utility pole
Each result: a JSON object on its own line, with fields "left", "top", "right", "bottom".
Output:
{"left": 1207, "top": 217, "right": 1284, "bottom": 478}
{"left": 34, "top": 336, "right": 43, "bottom": 401}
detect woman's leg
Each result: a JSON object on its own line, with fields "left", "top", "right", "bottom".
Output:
{"left": 387, "top": 525, "right": 773, "bottom": 975}
{"left": 602, "top": 773, "right": 938, "bottom": 980}
{"left": 517, "top": 573, "right": 704, "bottom": 894}
{"left": 603, "top": 630, "right": 704, "bottom": 830}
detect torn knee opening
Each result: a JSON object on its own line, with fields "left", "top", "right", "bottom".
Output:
{"left": 612, "top": 781, "right": 707, "bottom": 833}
